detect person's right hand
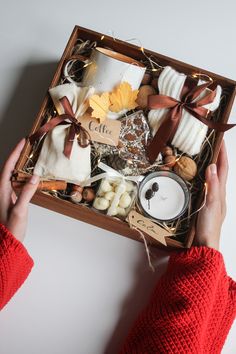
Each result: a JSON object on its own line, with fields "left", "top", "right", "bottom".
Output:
{"left": 0, "top": 139, "right": 39, "bottom": 243}
{"left": 195, "top": 140, "right": 228, "bottom": 250}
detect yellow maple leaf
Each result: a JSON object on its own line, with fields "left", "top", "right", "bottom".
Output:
{"left": 109, "top": 82, "right": 139, "bottom": 113}
{"left": 89, "top": 92, "right": 110, "bottom": 122}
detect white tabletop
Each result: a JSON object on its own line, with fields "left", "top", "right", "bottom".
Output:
{"left": 0, "top": 1, "right": 236, "bottom": 353}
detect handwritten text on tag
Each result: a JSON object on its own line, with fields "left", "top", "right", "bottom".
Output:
{"left": 127, "top": 210, "right": 173, "bottom": 246}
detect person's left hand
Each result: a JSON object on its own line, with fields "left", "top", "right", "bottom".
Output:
{"left": 0, "top": 139, "right": 39, "bottom": 243}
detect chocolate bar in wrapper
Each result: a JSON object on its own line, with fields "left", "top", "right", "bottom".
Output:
{"left": 95, "top": 110, "right": 156, "bottom": 175}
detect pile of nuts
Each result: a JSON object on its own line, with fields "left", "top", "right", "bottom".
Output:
{"left": 70, "top": 185, "right": 95, "bottom": 204}
{"left": 161, "top": 146, "right": 197, "bottom": 181}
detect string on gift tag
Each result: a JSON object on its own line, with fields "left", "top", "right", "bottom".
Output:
{"left": 128, "top": 222, "right": 155, "bottom": 272}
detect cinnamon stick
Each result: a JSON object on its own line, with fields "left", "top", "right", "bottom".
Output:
{"left": 12, "top": 179, "right": 67, "bottom": 191}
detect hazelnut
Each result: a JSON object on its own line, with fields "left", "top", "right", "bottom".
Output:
{"left": 72, "top": 184, "right": 83, "bottom": 193}
{"left": 174, "top": 156, "right": 197, "bottom": 181}
{"left": 70, "top": 191, "right": 82, "bottom": 203}
{"left": 82, "top": 187, "right": 95, "bottom": 202}
{"left": 141, "top": 73, "right": 151, "bottom": 85}
{"left": 162, "top": 146, "right": 173, "bottom": 157}
{"left": 151, "top": 78, "right": 158, "bottom": 89}
{"left": 164, "top": 155, "right": 176, "bottom": 167}
{"left": 136, "top": 85, "right": 156, "bottom": 109}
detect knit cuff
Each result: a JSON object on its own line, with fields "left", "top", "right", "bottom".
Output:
{"left": 169, "top": 246, "right": 236, "bottom": 295}
{"left": 169, "top": 245, "right": 223, "bottom": 264}
{"left": 0, "top": 223, "right": 33, "bottom": 265}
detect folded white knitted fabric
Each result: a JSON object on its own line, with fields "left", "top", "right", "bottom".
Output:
{"left": 148, "top": 66, "right": 222, "bottom": 155}
{"left": 34, "top": 83, "right": 94, "bottom": 184}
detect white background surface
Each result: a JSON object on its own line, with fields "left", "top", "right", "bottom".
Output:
{"left": 0, "top": 1, "right": 236, "bottom": 353}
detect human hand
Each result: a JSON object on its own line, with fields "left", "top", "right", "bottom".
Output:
{"left": 195, "top": 140, "right": 228, "bottom": 250}
{"left": 0, "top": 139, "right": 39, "bottom": 243}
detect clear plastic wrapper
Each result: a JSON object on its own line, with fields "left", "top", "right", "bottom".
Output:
{"left": 93, "top": 177, "right": 137, "bottom": 218}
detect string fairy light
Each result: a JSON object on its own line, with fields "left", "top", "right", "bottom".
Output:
{"left": 192, "top": 72, "right": 213, "bottom": 82}
{"left": 20, "top": 34, "right": 227, "bottom": 250}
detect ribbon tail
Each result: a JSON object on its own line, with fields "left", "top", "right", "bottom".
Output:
{"left": 147, "top": 106, "right": 182, "bottom": 164}
{"left": 77, "top": 127, "right": 91, "bottom": 148}
{"left": 186, "top": 107, "right": 236, "bottom": 132}
{"left": 60, "top": 96, "right": 75, "bottom": 116}
{"left": 193, "top": 88, "right": 217, "bottom": 107}
{"left": 185, "top": 81, "right": 212, "bottom": 102}
{"left": 63, "top": 124, "right": 76, "bottom": 158}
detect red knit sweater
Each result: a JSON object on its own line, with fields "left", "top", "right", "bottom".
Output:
{"left": 0, "top": 224, "right": 33, "bottom": 310}
{"left": 121, "top": 246, "right": 236, "bottom": 354}
{"left": 0, "top": 224, "right": 235, "bottom": 353}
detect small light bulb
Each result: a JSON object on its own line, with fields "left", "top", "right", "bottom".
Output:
{"left": 83, "top": 61, "right": 92, "bottom": 68}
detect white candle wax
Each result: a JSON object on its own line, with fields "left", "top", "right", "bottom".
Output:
{"left": 139, "top": 173, "right": 189, "bottom": 221}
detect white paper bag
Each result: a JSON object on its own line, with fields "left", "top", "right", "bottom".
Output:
{"left": 34, "top": 84, "right": 94, "bottom": 184}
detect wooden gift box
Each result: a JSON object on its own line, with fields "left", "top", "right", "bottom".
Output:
{"left": 14, "top": 25, "right": 236, "bottom": 249}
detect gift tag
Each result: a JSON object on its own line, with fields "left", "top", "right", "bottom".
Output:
{"left": 79, "top": 113, "right": 121, "bottom": 146}
{"left": 127, "top": 210, "right": 173, "bottom": 246}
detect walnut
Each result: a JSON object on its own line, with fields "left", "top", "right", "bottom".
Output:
{"left": 174, "top": 156, "right": 197, "bottom": 181}
{"left": 141, "top": 73, "right": 152, "bottom": 85}
{"left": 82, "top": 188, "right": 95, "bottom": 202}
{"left": 162, "top": 146, "right": 173, "bottom": 157}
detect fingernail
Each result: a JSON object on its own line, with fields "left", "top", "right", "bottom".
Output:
{"left": 29, "top": 174, "right": 40, "bottom": 185}
{"left": 210, "top": 164, "right": 217, "bottom": 175}
{"left": 19, "top": 138, "right": 26, "bottom": 147}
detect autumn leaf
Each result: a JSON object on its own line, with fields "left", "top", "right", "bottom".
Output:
{"left": 89, "top": 92, "right": 110, "bottom": 122}
{"left": 109, "top": 82, "right": 139, "bottom": 113}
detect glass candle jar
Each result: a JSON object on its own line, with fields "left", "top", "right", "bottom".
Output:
{"left": 138, "top": 171, "right": 190, "bottom": 222}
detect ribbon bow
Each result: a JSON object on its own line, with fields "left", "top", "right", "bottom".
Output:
{"left": 29, "top": 96, "right": 91, "bottom": 159}
{"left": 147, "top": 77, "right": 235, "bottom": 163}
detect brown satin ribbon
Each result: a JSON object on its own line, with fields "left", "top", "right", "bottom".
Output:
{"left": 147, "top": 77, "right": 236, "bottom": 163}
{"left": 29, "top": 96, "right": 91, "bottom": 159}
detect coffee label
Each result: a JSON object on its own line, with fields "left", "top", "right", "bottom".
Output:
{"left": 79, "top": 113, "right": 121, "bottom": 146}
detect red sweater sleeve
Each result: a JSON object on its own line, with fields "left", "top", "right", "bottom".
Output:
{"left": 0, "top": 223, "right": 34, "bottom": 310}
{"left": 121, "top": 246, "right": 236, "bottom": 354}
